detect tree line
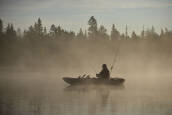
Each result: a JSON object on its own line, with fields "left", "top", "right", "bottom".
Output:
{"left": 0, "top": 16, "right": 172, "bottom": 41}
{"left": 0, "top": 16, "right": 172, "bottom": 67}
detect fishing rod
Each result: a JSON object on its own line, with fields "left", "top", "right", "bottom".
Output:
{"left": 110, "top": 48, "right": 119, "bottom": 74}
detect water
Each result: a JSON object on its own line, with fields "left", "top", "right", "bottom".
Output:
{"left": 0, "top": 71, "right": 172, "bottom": 115}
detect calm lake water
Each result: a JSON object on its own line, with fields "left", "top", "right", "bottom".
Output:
{"left": 0, "top": 71, "right": 172, "bottom": 115}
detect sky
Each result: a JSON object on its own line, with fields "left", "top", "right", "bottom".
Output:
{"left": 0, "top": 0, "right": 172, "bottom": 34}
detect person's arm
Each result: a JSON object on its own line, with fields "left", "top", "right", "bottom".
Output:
{"left": 96, "top": 74, "right": 100, "bottom": 78}
{"left": 99, "top": 69, "right": 104, "bottom": 75}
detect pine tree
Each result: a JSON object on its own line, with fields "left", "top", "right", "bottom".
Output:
{"left": 145, "top": 26, "right": 159, "bottom": 40}
{"left": 160, "top": 29, "right": 164, "bottom": 38}
{"left": 84, "top": 30, "right": 87, "bottom": 39}
{"left": 98, "top": 25, "right": 109, "bottom": 40}
{"left": 6, "top": 23, "right": 17, "bottom": 39}
{"left": 76, "top": 28, "right": 84, "bottom": 39}
{"left": 141, "top": 25, "right": 145, "bottom": 39}
{"left": 50, "top": 24, "right": 57, "bottom": 38}
{"left": 16, "top": 28, "right": 22, "bottom": 38}
{"left": 111, "top": 24, "right": 120, "bottom": 40}
{"left": 88, "top": 16, "right": 98, "bottom": 39}
{"left": 43, "top": 27, "right": 47, "bottom": 38}
{"left": 37, "top": 18, "right": 43, "bottom": 38}
{"left": 131, "top": 31, "right": 138, "bottom": 40}
{"left": 0, "top": 19, "right": 3, "bottom": 34}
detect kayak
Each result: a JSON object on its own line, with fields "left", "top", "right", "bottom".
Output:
{"left": 63, "top": 77, "right": 125, "bottom": 85}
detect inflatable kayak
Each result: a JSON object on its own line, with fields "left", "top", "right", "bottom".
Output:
{"left": 63, "top": 77, "right": 125, "bottom": 85}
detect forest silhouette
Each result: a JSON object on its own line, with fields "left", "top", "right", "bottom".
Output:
{"left": 0, "top": 16, "right": 172, "bottom": 71}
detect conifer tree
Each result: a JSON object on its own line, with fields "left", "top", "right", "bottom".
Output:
{"left": 88, "top": 16, "right": 98, "bottom": 39}
{"left": 111, "top": 24, "right": 120, "bottom": 40}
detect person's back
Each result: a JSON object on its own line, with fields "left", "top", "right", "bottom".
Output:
{"left": 96, "top": 64, "right": 110, "bottom": 79}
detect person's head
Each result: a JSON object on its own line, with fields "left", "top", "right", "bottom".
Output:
{"left": 102, "top": 64, "right": 107, "bottom": 69}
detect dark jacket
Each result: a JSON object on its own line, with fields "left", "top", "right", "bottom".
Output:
{"left": 97, "top": 68, "right": 110, "bottom": 79}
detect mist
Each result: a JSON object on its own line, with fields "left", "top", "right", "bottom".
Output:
{"left": 0, "top": 14, "right": 172, "bottom": 115}
{"left": 0, "top": 38, "right": 172, "bottom": 115}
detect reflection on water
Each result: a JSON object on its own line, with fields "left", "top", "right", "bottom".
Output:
{"left": 64, "top": 84, "right": 125, "bottom": 110}
{"left": 0, "top": 73, "right": 172, "bottom": 115}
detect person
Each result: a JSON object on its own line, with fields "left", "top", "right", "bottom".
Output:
{"left": 96, "top": 64, "right": 110, "bottom": 79}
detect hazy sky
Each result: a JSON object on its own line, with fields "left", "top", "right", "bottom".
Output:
{"left": 0, "top": 0, "right": 172, "bottom": 34}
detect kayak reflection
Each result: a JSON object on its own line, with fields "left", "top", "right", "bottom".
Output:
{"left": 63, "top": 84, "right": 125, "bottom": 110}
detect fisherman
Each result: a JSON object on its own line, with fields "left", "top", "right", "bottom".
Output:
{"left": 96, "top": 64, "right": 110, "bottom": 79}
